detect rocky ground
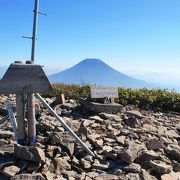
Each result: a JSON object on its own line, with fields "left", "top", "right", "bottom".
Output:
{"left": 0, "top": 95, "right": 180, "bottom": 180}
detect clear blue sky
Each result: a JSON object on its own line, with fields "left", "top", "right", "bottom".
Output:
{"left": 0, "top": 0, "right": 180, "bottom": 80}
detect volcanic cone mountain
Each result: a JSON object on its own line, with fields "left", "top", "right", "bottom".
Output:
{"left": 49, "top": 59, "right": 148, "bottom": 88}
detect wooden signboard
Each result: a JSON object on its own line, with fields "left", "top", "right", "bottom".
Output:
{"left": 90, "top": 86, "right": 118, "bottom": 99}
{"left": 0, "top": 63, "right": 52, "bottom": 94}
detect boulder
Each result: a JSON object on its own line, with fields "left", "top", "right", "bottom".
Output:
{"left": 127, "top": 110, "right": 144, "bottom": 119}
{"left": 95, "top": 174, "right": 120, "bottom": 180}
{"left": 0, "top": 154, "right": 15, "bottom": 169}
{"left": 89, "top": 116, "right": 104, "bottom": 123}
{"left": 118, "top": 142, "right": 144, "bottom": 163}
{"left": 11, "top": 173, "right": 45, "bottom": 180}
{"left": 1, "top": 165, "right": 20, "bottom": 177}
{"left": 98, "top": 113, "right": 121, "bottom": 121}
{"left": 135, "top": 150, "right": 159, "bottom": 168}
{"left": 53, "top": 157, "right": 71, "bottom": 175}
{"left": 124, "top": 117, "right": 140, "bottom": 128}
{"left": 92, "top": 159, "right": 109, "bottom": 171}
{"left": 0, "top": 131, "right": 14, "bottom": 138}
{"left": 140, "top": 169, "right": 157, "bottom": 180}
{"left": 150, "top": 160, "right": 173, "bottom": 174}
{"left": 146, "top": 137, "right": 163, "bottom": 150}
{"left": 80, "top": 158, "right": 92, "bottom": 169}
{"left": 161, "top": 172, "right": 180, "bottom": 180}
{"left": 125, "top": 173, "right": 140, "bottom": 180}
{"left": 123, "top": 163, "right": 141, "bottom": 173}
{"left": 165, "top": 144, "right": 180, "bottom": 160}
{"left": 14, "top": 144, "right": 45, "bottom": 163}
{"left": 94, "top": 139, "right": 103, "bottom": 148}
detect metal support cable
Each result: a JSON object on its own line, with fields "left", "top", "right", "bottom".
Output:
{"left": 35, "top": 93, "right": 95, "bottom": 157}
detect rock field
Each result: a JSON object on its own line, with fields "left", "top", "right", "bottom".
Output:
{"left": 0, "top": 95, "right": 180, "bottom": 180}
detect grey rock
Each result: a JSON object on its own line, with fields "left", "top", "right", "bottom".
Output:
{"left": 123, "top": 163, "right": 141, "bottom": 173}
{"left": 94, "top": 139, "right": 103, "bottom": 148}
{"left": 150, "top": 160, "right": 173, "bottom": 174}
{"left": 161, "top": 137, "right": 178, "bottom": 145}
{"left": 14, "top": 144, "right": 46, "bottom": 163}
{"left": 115, "top": 135, "right": 126, "bottom": 145}
{"left": 157, "top": 126, "right": 167, "bottom": 137}
{"left": 52, "top": 133, "right": 75, "bottom": 156}
{"left": 161, "top": 172, "right": 180, "bottom": 180}
{"left": 165, "top": 144, "right": 180, "bottom": 160}
{"left": 86, "top": 171, "right": 99, "bottom": 179}
{"left": 82, "top": 119, "right": 95, "bottom": 127}
{"left": 11, "top": 173, "right": 45, "bottom": 180}
{"left": 60, "top": 103, "right": 75, "bottom": 110}
{"left": 124, "top": 117, "right": 140, "bottom": 128}
{"left": 89, "top": 116, "right": 104, "bottom": 123}
{"left": 92, "top": 159, "right": 109, "bottom": 171}
{"left": 140, "top": 169, "right": 157, "bottom": 180}
{"left": 118, "top": 142, "right": 144, "bottom": 163}
{"left": 44, "top": 171, "right": 57, "bottom": 180}
{"left": 146, "top": 137, "right": 163, "bottom": 150}
{"left": 135, "top": 150, "right": 159, "bottom": 168}
{"left": 127, "top": 110, "right": 144, "bottom": 119}
{"left": 87, "top": 133, "right": 101, "bottom": 142}
{"left": 64, "top": 118, "right": 81, "bottom": 132}
{"left": 126, "top": 173, "right": 140, "bottom": 180}
{"left": 80, "top": 159, "right": 91, "bottom": 169}
{"left": 53, "top": 157, "right": 71, "bottom": 175}
{"left": 94, "top": 173, "right": 120, "bottom": 180}
{"left": 102, "top": 145, "right": 113, "bottom": 153}
{"left": 171, "top": 160, "right": 180, "bottom": 172}
{"left": 0, "top": 139, "right": 8, "bottom": 145}
{"left": 71, "top": 156, "right": 79, "bottom": 167}
{"left": 142, "top": 124, "right": 157, "bottom": 132}
{"left": 62, "top": 170, "right": 79, "bottom": 179}
{"left": 71, "top": 164, "right": 84, "bottom": 174}
{"left": 98, "top": 113, "right": 121, "bottom": 121}
{"left": 1, "top": 165, "right": 20, "bottom": 177}
{"left": 0, "top": 131, "right": 13, "bottom": 138}
{"left": 16, "top": 159, "right": 29, "bottom": 172}
{"left": 0, "top": 154, "right": 15, "bottom": 169}
{"left": 103, "top": 137, "right": 116, "bottom": 143}
{"left": 166, "top": 129, "right": 180, "bottom": 139}
{"left": 41, "top": 158, "right": 51, "bottom": 174}
{"left": 27, "top": 162, "right": 41, "bottom": 173}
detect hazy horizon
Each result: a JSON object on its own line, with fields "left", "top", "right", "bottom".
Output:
{"left": 45, "top": 59, "right": 180, "bottom": 91}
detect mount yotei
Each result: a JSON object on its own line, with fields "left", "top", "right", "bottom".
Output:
{"left": 49, "top": 59, "right": 149, "bottom": 88}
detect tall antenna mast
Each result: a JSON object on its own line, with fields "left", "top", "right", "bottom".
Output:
{"left": 31, "top": 0, "right": 39, "bottom": 62}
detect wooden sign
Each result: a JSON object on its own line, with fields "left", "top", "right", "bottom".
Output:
{"left": 0, "top": 63, "right": 52, "bottom": 94}
{"left": 90, "top": 86, "right": 118, "bottom": 99}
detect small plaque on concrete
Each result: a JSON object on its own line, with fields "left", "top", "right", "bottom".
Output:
{"left": 0, "top": 63, "right": 52, "bottom": 94}
{"left": 81, "top": 86, "right": 121, "bottom": 113}
{"left": 90, "top": 86, "right": 118, "bottom": 99}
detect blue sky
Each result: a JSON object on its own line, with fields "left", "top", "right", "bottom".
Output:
{"left": 0, "top": 0, "right": 180, "bottom": 89}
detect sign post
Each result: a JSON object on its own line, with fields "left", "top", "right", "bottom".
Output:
{"left": 0, "top": 62, "right": 52, "bottom": 145}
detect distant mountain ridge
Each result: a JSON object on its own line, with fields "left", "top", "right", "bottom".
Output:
{"left": 49, "top": 58, "right": 149, "bottom": 88}
{"left": 0, "top": 67, "right": 7, "bottom": 79}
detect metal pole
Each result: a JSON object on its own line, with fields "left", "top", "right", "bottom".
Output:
{"left": 35, "top": 93, "right": 95, "bottom": 157}
{"left": 28, "top": 0, "right": 39, "bottom": 145}
{"left": 31, "top": 0, "right": 39, "bottom": 62}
